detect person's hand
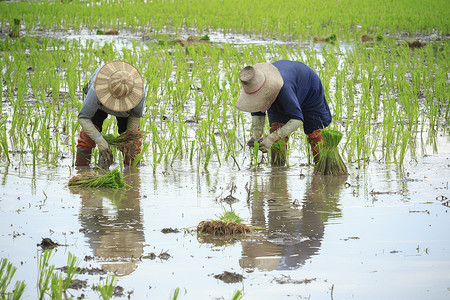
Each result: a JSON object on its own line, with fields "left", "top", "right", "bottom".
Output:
{"left": 247, "top": 137, "right": 257, "bottom": 148}
{"left": 257, "top": 119, "right": 304, "bottom": 153}
{"left": 258, "top": 135, "right": 277, "bottom": 153}
{"left": 96, "top": 137, "right": 113, "bottom": 169}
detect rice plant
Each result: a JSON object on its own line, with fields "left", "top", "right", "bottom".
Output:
{"left": 94, "top": 275, "right": 117, "bottom": 300}
{"left": 0, "top": 258, "right": 26, "bottom": 300}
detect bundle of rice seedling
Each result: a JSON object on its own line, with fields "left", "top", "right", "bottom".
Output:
{"left": 103, "top": 130, "right": 144, "bottom": 158}
{"left": 313, "top": 129, "right": 348, "bottom": 175}
{"left": 270, "top": 140, "right": 287, "bottom": 166}
{"left": 68, "top": 168, "right": 126, "bottom": 189}
{"left": 103, "top": 130, "right": 143, "bottom": 146}
{"left": 197, "top": 220, "right": 252, "bottom": 235}
{"left": 197, "top": 210, "right": 252, "bottom": 235}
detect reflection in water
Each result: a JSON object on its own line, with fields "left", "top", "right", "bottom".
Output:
{"left": 240, "top": 169, "right": 348, "bottom": 271}
{"left": 70, "top": 168, "right": 144, "bottom": 276}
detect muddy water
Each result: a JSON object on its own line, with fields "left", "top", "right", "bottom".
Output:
{"left": 1, "top": 32, "right": 449, "bottom": 299}
{"left": 0, "top": 137, "right": 449, "bottom": 299}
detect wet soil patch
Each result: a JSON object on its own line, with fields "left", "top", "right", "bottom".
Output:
{"left": 161, "top": 227, "right": 179, "bottom": 234}
{"left": 37, "top": 238, "right": 60, "bottom": 250}
{"left": 407, "top": 39, "right": 427, "bottom": 49}
{"left": 57, "top": 266, "right": 107, "bottom": 275}
{"left": 213, "top": 271, "right": 245, "bottom": 283}
{"left": 96, "top": 29, "right": 119, "bottom": 35}
{"left": 222, "top": 194, "right": 240, "bottom": 205}
{"left": 141, "top": 251, "right": 171, "bottom": 260}
{"left": 92, "top": 284, "right": 126, "bottom": 297}
{"left": 68, "top": 279, "right": 88, "bottom": 290}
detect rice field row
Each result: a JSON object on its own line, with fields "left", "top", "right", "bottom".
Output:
{"left": 0, "top": 36, "right": 448, "bottom": 169}
{"left": 1, "top": 0, "right": 450, "bottom": 40}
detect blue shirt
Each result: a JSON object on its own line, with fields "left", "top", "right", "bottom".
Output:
{"left": 78, "top": 66, "right": 146, "bottom": 119}
{"left": 252, "top": 60, "right": 332, "bottom": 134}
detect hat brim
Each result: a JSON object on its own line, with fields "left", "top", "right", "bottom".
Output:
{"left": 236, "top": 63, "right": 283, "bottom": 113}
{"left": 94, "top": 60, "right": 144, "bottom": 112}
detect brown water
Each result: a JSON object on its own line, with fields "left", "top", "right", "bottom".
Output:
{"left": 1, "top": 31, "right": 449, "bottom": 299}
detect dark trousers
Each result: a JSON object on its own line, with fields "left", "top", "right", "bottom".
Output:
{"left": 91, "top": 110, "right": 128, "bottom": 135}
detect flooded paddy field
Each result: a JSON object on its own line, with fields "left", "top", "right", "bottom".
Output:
{"left": 1, "top": 140, "right": 449, "bottom": 299}
{"left": 1, "top": 3, "right": 450, "bottom": 299}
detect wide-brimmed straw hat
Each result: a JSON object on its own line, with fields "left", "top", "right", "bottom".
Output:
{"left": 236, "top": 62, "right": 283, "bottom": 112}
{"left": 94, "top": 60, "right": 144, "bottom": 112}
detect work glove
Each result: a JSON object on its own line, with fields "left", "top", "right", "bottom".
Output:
{"left": 247, "top": 115, "right": 266, "bottom": 147}
{"left": 127, "top": 116, "right": 141, "bottom": 131}
{"left": 258, "top": 119, "right": 303, "bottom": 153}
{"left": 78, "top": 118, "right": 113, "bottom": 169}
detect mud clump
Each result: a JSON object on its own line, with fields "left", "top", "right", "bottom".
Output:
{"left": 197, "top": 220, "right": 252, "bottom": 235}
{"left": 222, "top": 194, "right": 239, "bottom": 205}
{"left": 213, "top": 271, "right": 244, "bottom": 283}
{"left": 161, "top": 227, "right": 179, "bottom": 234}
{"left": 57, "top": 266, "right": 107, "bottom": 275}
{"left": 313, "top": 33, "right": 337, "bottom": 43}
{"left": 68, "top": 279, "right": 88, "bottom": 290}
{"left": 142, "top": 251, "right": 171, "bottom": 260}
{"left": 37, "top": 238, "right": 60, "bottom": 250}
{"left": 96, "top": 29, "right": 119, "bottom": 35}
{"left": 407, "top": 40, "right": 426, "bottom": 49}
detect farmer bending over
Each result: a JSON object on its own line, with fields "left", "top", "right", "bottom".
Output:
{"left": 236, "top": 60, "right": 332, "bottom": 166}
{"left": 76, "top": 60, "right": 145, "bottom": 168}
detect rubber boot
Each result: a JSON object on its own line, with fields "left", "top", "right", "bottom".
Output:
{"left": 307, "top": 129, "right": 324, "bottom": 165}
{"left": 75, "top": 146, "right": 93, "bottom": 166}
{"left": 75, "top": 128, "right": 98, "bottom": 166}
{"left": 270, "top": 122, "right": 289, "bottom": 167}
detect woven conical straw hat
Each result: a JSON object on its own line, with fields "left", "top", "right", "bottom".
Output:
{"left": 94, "top": 60, "right": 144, "bottom": 112}
{"left": 236, "top": 63, "right": 283, "bottom": 112}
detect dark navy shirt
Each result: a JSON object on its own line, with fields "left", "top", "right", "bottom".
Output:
{"left": 252, "top": 60, "right": 332, "bottom": 134}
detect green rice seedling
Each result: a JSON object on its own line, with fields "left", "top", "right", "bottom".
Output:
{"left": 216, "top": 209, "right": 245, "bottom": 224}
{"left": 95, "top": 274, "right": 117, "bottom": 300}
{"left": 0, "top": 258, "right": 25, "bottom": 300}
{"left": 314, "top": 129, "right": 348, "bottom": 175}
{"left": 270, "top": 139, "right": 287, "bottom": 167}
{"left": 68, "top": 168, "right": 127, "bottom": 189}
{"left": 103, "top": 130, "right": 144, "bottom": 161}
{"left": 37, "top": 250, "right": 55, "bottom": 300}
{"left": 50, "top": 272, "right": 64, "bottom": 300}
{"left": 36, "top": 249, "right": 83, "bottom": 299}
{"left": 63, "top": 252, "right": 81, "bottom": 291}
{"left": 204, "top": 148, "right": 212, "bottom": 170}
{"left": 232, "top": 290, "right": 244, "bottom": 300}
{"left": 171, "top": 287, "right": 180, "bottom": 300}
{"left": 9, "top": 18, "right": 20, "bottom": 38}
{"left": 132, "top": 141, "right": 149, "bottom": 168}
{"left": 0, "top": 130, "right": 10, "bottom": 163}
